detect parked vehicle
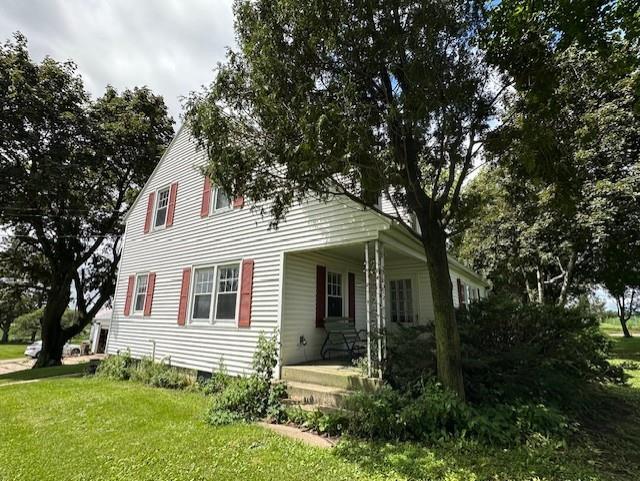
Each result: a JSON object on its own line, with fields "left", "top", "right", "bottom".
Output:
{"left": 24, "top": 340, "right": 82, "bottom": 359}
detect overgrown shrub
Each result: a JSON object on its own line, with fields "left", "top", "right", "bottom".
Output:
{"left": 95, "top": 352, "right": 195, "bottom": 389}
{"left": 129, "top": 358, "right": 195, "bottom": 390}
{"left": 199, "top": 363, "right": 232, "bottom": 396}
{"left": 385, "top": 296, "right": 624, "bottom": 405}
{"left": 340, "top": 380, "right": 569, "bottom": 446}
{"left": 285, "top": 407, "right": 346, "bottom": 436}
{"left": 458, "top": 297, "right": 625, "bottom": 404}
{"left": 95, "top": 351, "right": 134, "bottom": 380}
{"left": 206, "top": 331, "right": 283, "bottom": 425}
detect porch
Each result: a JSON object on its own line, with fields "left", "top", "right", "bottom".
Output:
{"left": 280, "top": 238, "right": 434, "bottom": 379}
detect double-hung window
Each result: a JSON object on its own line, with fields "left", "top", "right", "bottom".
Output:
{"left": 327, "top": 271, "right": 343, "bottom": 317}
{"left": 190, "top": 263, "right": 240, "bottom": 324}
{"left": 213, "top": 187, "right": 231, "bottom": 212}
{"left": 154, "top": 187, "right": 170, "bottom": 227}
{"left": 192, "top": 268, "right": 215, "bottom": 320}
{"left": 215, "top": 265, "right": 239, "bottom": 321}
{"left": 390, "top": 278, "right": 414, "bottom": 323}
{"left": 133, "top": 274, "right": 149, "bottom": 313}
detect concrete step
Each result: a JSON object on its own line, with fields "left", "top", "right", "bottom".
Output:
{"left": 281, "top": 365, "right": 381, "bottom": 392}
{"left": 286, "top": 381, "right": 352, "bottom": 408}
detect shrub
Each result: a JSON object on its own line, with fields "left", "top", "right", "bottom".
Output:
{"left": 207, "top": 331, "right": 283, "bottom": 425}
{"left": 458, "top": 297, "right": 625, "bottom": 404}
{"left": 199, "top": 369, "right": 232, "bottom": 396}
{"left": 129, "top": 358, "right": 195, "bottom": 390}
{"left": 95, "top": 351, "right": 134, "bottom": 380}
{"left": 339, "top": 381, "right": 569, "bottom": 446}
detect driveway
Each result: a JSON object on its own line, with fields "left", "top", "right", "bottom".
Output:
{"left": 0, "top": 354, "right": 105, "bottom": 376}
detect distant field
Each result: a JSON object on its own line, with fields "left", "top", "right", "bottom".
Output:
{"left": 0, "top": 344, "right": 27, "bottom": 361}
{"left": 600, "top": 316, "right": 640, "bottom": 335}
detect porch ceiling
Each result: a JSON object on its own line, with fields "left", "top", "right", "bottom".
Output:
{"left": 313, "top": 242, "right": 420, "bottom": 264}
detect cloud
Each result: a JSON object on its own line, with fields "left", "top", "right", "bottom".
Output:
{"left": 0, "top": 0, "right": 236, "bottom": 122}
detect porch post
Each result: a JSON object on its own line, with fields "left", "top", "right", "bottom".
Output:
{"left": 364, "top": 242, "right": 372, "bottom": 378}
{"left": 374, "top": 239, "right": 384, "bottom": 380}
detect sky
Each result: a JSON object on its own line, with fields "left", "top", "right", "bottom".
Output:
{"left": 0, "top": 0, "right": 236, "bottom": 122}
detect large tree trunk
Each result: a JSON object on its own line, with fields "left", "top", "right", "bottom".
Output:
{"left": 421, "top": 217, "right": 466, "bottom": 400}
{"left": 34, "top": 279, "right": 72, "bottom": 368}
{"left": 1, "top": 328, "right": 8, "bottom": 343}
{"left": 620, "top": 317, "right": 632, "bottom": 338}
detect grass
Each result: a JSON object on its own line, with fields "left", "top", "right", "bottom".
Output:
{"left": 0, "top": 363, "right": 89, "bottom": 385}
{"left": 600, "top": 316, "right": 640, "bottom": 336}
{"left": 1, "top": 337, "right": 640, "bottom": 481}
{"left": 0, "top": 343, "right": 27, "bottom": 360}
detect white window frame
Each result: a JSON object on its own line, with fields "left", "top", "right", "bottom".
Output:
{"left": 326, "top": 270, "right": 345, "bottom": 319}
{"left": 213, "top": 263, "right": 241, "bottom": 325}
{"left": 153, "top": 185, "right": 171, "bottom": 229}
{"left": 190, "top": 266, "right": 216, "bottom": 323}
{"left": 133, "top": 273, "right": 149, "bottom": 314}
{"left": 211, "top": 186, "right": 232, "bottom": 213}
{"left": 388, "top": 277, "right": 416, "bottom": 323}
{"left": 188, "top": 262, "right": 241, "bottom": 326}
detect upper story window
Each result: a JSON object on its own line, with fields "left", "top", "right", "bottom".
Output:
{"left": 154, "top": 187, "right": 170, "bottom": 227}
{"left": 327, "top": 271, "right": 343, "bottom": 317}
{"left": 390, "top": 278, "right": 414, "bottom": 323}
{"left": 134, "top": 274, "right": 149, "bottom": 313}
{"left": 213, "top": 186, "right": 231, "bottom": 212}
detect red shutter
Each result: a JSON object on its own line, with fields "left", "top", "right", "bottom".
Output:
{"left": 166, "top": 183, "right": 178, "bottom": 227}
{"left": 200, "top": 178, "right": 212, "bottom": 217}
{"left": 457, "top": 278, "right": 464, "bottom": 307}
{"left": 233, "top": 196, "right": 244, "bottom": 208}
{"left": 348, "top": 272, "right": 355, "bottom": 322}
{"left": 177, "top": 268, "right": 191, "bottom": 326}
{"left": 238, "top": 259, "right": 254, "bottom": 328}
{"left": 144, "top": 192, "right": 155, "bottom": 233}
{"left": 316, "top": 265, "right": 326, "bottom": 327}
{"left": 143, "top": 272, "right": 156, "bottom": 316}
{"left": 124, "top": 275, "right": 135, "bottom": 316}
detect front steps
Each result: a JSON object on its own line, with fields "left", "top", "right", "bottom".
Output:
{"left": 282, "top": 362, "right": 381, "bottom": 411}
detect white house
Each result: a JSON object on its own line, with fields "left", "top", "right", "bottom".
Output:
{"left": 106, "top": 125, "right": 489, "bottom": 378}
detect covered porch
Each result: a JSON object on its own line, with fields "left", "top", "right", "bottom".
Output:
{"left": 280, "top": 236, "right": 433, "bottom": 379}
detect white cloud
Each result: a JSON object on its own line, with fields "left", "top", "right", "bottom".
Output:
{"left": 0, "top": 0, "right": 236, "bottom": 122}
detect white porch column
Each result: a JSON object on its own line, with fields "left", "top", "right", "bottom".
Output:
{"left": 374, "top": 239, "right": 385, "bottom": 380}
{"left": 364, "top": 242, "right": 372, "bottom": 378}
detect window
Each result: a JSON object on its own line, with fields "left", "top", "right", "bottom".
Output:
{"left": 192, "top": 268, "right": 215, "bottom": 320}
{"left": 134, "top": 274, "right": 148, "bottom": 313}
{"left": 154, "top": 187, "right": 170, "bottom": 227}
{"left": 390, "top": 279, "right": 413, "bottom": 323}
{"left": 215, "top": 265, "right": 239, "bottom": 320}
{"left": 327, "top": 271, "right": 343, "bottom": 317}
{"left": 213, "top": 187, "right": 231, "bottom": 212}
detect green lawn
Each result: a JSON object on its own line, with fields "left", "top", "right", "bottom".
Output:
{"left": 0, "top": 343, "right": 27, "bottom": 360}
{"left": 1, "top": 340, "right": 640, "bottom": 481}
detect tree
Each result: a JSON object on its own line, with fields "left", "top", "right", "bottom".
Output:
{"left": 10, "top": 308, "right": 43, "bottom": 343}
{"left": 0, "top": 284, "right": 36, "bottom": 342}
{"left": 0, "top": 34, "right": 174, "bottom": 367}
{"left": 464, "top": 1, "right": 640, "bottom": 307}
{"left": 187, "top": 1, "right": 500, "bottom": 398}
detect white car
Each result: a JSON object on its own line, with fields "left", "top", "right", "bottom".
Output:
{"left": 24, "top": 340, "right": 82, "bottom": 359}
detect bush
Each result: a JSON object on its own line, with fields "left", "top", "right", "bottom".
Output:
{"left": 129, "top": 358, "right": 195, "bottom": 390}
{"left": 384, "top": 296, "right": 624, "bottom": 405}
{"left": 95, "top": 351, "right": 134, "bottom": 380}
{"left": 207, "top": 331, "right": 283, "bottom": 425}
{"left": 199, "top": 365, "right": 232, "bottom": 396}
{"left": 96, "top": 352, "right": 195, "bottom": 389}
{"left": 340, "top": 381, "right": 569, "bottom": 446}
{"left": 458, "top": 297, "right": 625, "bottom": 404}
